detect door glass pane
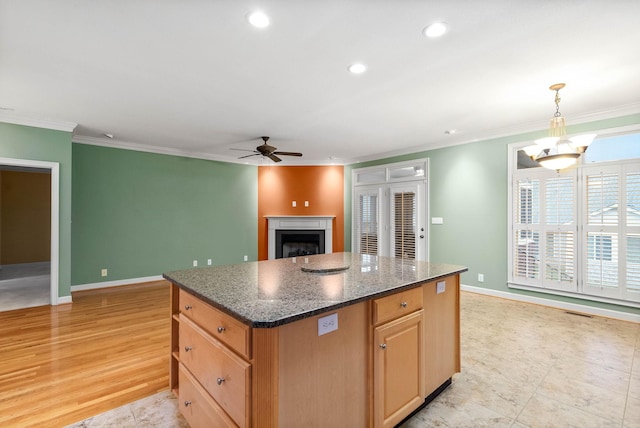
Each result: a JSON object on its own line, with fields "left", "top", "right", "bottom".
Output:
{"left": 358, "top": 193, "right": 378, "bottom": 255}
{"left": 393, "top": 191, "right": 416, "bottom": 259}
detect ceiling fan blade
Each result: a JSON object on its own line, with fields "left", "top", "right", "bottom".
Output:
{"left": 273, "top": 151, "right": 303, "bottom": 157}
{"left": 230, "top": 148, "right": 256, "bottom": 152}
{"left": 268, "top": 154, "right": 282, "bottom": 162}
{"left": 238, "top": 153, "right": 261, "bottom": 159}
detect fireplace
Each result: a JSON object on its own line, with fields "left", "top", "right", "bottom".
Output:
{"left": 266, "top": 216, "right": 334, "bottom": 260}
{"left": 276, "top": 230, "right": 325, "bottom": 258}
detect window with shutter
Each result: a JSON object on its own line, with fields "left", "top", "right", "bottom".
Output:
{"left": 510, "top": 131, "right": 640, "bottom": 306}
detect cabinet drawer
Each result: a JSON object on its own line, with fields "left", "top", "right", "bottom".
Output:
{"left": 180, "top": 289, "right": 251, "bottom": 358}
{"left": 179, "top": 363, "right": 238, "bottom": 428}
{"left": 180, "top": 315, "right": 251, "bottom": 428}
{"left": 372, "top": 286, "right": 423, "bottom": 325}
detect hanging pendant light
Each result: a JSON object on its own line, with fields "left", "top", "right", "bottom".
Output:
{"left": 523, "top": 83, "right": 596, "bottom": 171}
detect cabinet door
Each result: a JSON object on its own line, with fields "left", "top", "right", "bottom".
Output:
{"left": 374, "top": 310, "right": 424, "bottom": 428}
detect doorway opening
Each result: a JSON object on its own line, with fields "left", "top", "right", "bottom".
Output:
{"left": 0, "top": 158, "right": 59, "bottom": 311}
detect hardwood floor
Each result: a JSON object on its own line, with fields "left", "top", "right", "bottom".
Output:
{"left": 0, "top": 280, "right": 171, "bottom": 427}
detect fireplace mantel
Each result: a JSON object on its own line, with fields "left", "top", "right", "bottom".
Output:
{"left": 266, "top": 216, "right": 334, "bottom": 260}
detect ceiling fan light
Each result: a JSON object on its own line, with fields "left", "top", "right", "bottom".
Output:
{"left": 537, "top": 153, "right": 579, "bottom": 170}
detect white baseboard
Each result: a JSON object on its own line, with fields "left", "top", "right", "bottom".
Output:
{"left": 461, "top": 284, "right": 640, "bottom": 323}
{"left": 71, "top": 275, "right": 165, "bottom": 292}
{"left": 57, "top": 296, "right": 72, "bottom": 305}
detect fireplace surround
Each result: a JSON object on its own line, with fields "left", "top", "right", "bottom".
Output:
{"left": 266, "top": 216, "right": 334, "bottom": 260}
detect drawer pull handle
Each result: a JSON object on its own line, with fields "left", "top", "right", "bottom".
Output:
{"left": 379, "top": 343, "right": 387, "bottom": 350}
{"left": 184, "top": 304, "right": 192, "bottom": 311}
{"left": 184, "top": 400, "right": 192, "bottom": 407}
{"left": 217, "top": 326, "right": 226, "bottom": 333}
{"left": 216, "top": 377, "right": 226, "bottom": 385}
{"left": 184, "top": 346, "right": 192, "bottom": 352}
{"left": 400, "top": 302, "right": 408, "bottom": 308}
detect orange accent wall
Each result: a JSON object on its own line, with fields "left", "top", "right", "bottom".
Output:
{"left": 258, "top": 166, "right": 344, "bottom": 260}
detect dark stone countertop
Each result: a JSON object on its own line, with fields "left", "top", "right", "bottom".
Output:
{"left": 163, "top": 252, "right": 467, "bottom": 328}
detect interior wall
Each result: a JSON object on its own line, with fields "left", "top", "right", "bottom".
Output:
{"left": 71, "top": 144, "right": 258, "bottom": 285}
{"left": 0, "top": 170, "right": 51, "bottom": 264}
{"left": 345, "top": 113, "right": 640, "bottom": 315}
{"left": 0, "top": 122, "right": 72, "bottom": 298}
{"left": 257, "top": 165, "right": 344, "bottom": 260}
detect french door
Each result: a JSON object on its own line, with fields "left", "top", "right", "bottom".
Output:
{"left": 354, "top": 182, "right": 426, "bottom": 261}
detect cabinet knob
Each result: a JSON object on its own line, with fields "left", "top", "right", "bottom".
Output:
{"left": 379, "top": 343, "right": 387, "bottom": 349}
{"left": 184, "top": 346, "right": 192, "bottom": 352}
{"left": 184, "top": 304, "right": 192, "bottom": 311}
{"left": 216, "top": 377, "right": 226, "bottom": 385}
{"left": 400, "top": 301, "right": 408, "bottom": 308}
{"left": 217, "top": 326, "right": 226, "bottom": 333}
{"left": 184, "top": 400, "right": 192, "bottom": 407}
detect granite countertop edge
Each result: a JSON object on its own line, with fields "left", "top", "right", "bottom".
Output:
{"left": 164, "top": 264, "right": 468, "bottom": 329}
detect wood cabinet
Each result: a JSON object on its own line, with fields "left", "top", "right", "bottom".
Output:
{"left": 169, "top": 273, "right": 460, "bottom": 428}
{"left": 372, "top": 286, "right": 425, "bottom": 427}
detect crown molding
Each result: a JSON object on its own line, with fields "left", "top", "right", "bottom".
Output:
{"left": 0, "top": 112, "right": 77, "bottom": 132}
{"left": 72, "top": 135, "right": 240, "bottom": 163}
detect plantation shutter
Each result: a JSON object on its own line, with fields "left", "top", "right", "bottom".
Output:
{"left": 513, "top": 176, "right": 541, "bottom": 281}
{"left": 512, "top": 171, "right": 577, "bottom": 291}
{"left": 584, "top": 167, "right": 620, "bottom": 296}
{"left": 356, "top": 188, "right": 379, "bottom": 255}
{"left": 625, "top": 168, "right": 640, "bottom": 300}
{"left": 543, "top": 176, "right": 575, "bottom": 288}
{"left": 392, "top": 190, "right": 416, "bottom": 259}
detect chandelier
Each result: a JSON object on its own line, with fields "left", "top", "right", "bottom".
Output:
{"left": 523, "top": 83, "right": 596, "bottom": 170}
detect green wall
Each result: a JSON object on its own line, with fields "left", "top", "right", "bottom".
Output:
{"left": 0, "top": 122, "right": 73, "bottom": 297}
{"left": 345, "top": 113, "right": 640, "bottom": 315}
{"left": 72, "top": 144, "right": 258, "bottom": 285}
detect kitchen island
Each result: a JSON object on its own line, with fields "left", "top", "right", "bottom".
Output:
{"left": 164, "top": 252, "right": 467, "bottom": 428}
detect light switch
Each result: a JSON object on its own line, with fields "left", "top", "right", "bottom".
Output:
{"left": 292, "top": 201, "right": 297, "bottom": 207}
{"left": 318, "top": 313, "right": 338, "bottom": 336}
{"left": 304, "top": 201, "right": 309, "bottom": 207}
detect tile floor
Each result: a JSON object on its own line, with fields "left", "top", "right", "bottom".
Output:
{"left": 67, "top": 291, "right": 640, "bottom": 427}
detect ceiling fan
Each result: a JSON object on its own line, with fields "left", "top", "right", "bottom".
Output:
{"left": 232, "top": 136, "right": 303, "bottom": 163}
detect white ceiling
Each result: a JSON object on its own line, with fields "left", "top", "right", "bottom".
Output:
{"left": 1, "top": 1, "right": 639, "bottom": 165}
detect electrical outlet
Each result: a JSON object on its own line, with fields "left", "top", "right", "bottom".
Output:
{"left": 318, "top": 313, "right": 338, "bottom": 336}
{"left": 101, "top": 268, "right": 108, "bottom": 277}
{"left": 478, "top": 273, "right": 484, "bottom": 282}
{"left": 243, "top": 255, "right": 248, "bottom": 262}
{"left": 436, "top": 281, "right": 445, "bottom": 294}
{"left": 304, "top": 201, "right": 309, "bottom": 207}
{"left": 193, "top": 260, "right": 198, "bottom": 267}
{"left": 207, "top": 259, "right": 212, "bottom": 266}
{"left": 292, "top": 201, "right": 296, "bottom": 207}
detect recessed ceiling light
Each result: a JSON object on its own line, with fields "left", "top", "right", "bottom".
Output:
{"left": 104, "top": 133, "right": 114, "bottom": 139}
{"left": 247, "top": 11, "right": 270, "bottom": 28}
{"left": 348, "top": 63, "right": 367, "bottom": 74}
{"left": 423, "top": 22, "right": 447, "bottom": 38}
{"left": 444, "top": 129, "right": 456, "bottom": 135}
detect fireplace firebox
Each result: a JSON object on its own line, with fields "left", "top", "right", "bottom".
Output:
{"left": 275, "top": 230, "right": 325, "bottom": 259}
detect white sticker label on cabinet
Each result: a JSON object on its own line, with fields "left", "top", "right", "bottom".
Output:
{"left": 318, "top": 313, "right": 338, "bottom": 336}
